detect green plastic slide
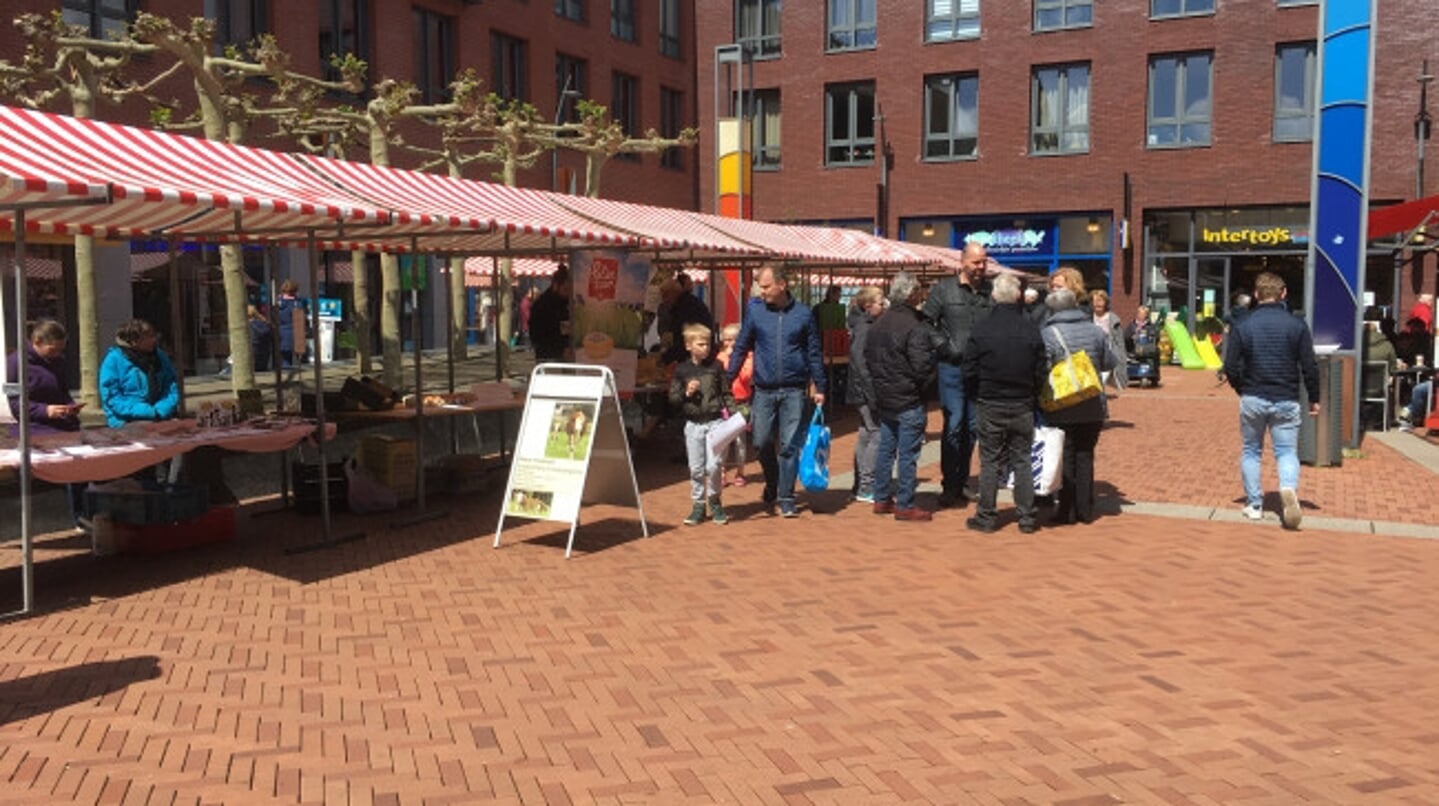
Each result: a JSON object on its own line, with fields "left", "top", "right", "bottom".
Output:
{"left": 1193, "top": 335, "right": 1225, "bottom": 369}
{"left": 1163, "top": 319, "right": 1208, "bottom": 370}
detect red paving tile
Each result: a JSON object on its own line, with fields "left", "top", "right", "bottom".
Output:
{"left": 3, "top": 368, "right": 1439, "bottom": 803}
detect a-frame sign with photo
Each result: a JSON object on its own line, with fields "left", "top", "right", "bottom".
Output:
{"left": 494, "top": 363, "right": 649, "bottom": 558}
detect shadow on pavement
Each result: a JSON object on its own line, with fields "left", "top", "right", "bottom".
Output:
{"left": 0, "top": 656, "right": 162, "bottom": 726}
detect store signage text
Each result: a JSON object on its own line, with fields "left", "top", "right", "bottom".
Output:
{"left": 1201, "top": 227, "right": 1296, "bottom": 246}
{"left": 963, "top": 228, "right": 1048, "bottom": 253}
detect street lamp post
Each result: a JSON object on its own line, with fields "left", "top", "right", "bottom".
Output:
{"left": 1416, "top": 59, "right": 1433, "bottom": 201}
{"left": 552, "top": 75, "right": 581, "bottom": 193}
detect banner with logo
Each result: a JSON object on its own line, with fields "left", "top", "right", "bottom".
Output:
{"left": 568, "top": 250, "right": 650, "bottom": 392}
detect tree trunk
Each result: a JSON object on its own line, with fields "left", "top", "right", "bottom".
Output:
{"left": 350, "top": 247, "right": 373, "bottom": 373}
{"left": 449, "top": 255, "right": 467, "bottom": 360}
{"left": 380, "top": 252, "right": 402, "bottom": 389}
{"left": 73, "top": 234, "right": 100, "bottom": 408}
{"left": 584, "top": 155, "right": 605, "bottom": 198}
{"left": 221, "top": 243, "right": 254, "bottom": 393}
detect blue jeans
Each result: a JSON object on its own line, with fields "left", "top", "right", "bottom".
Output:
{"left": 873, "top": 405, "right": 927, "bottom": 510}
{"left": 1239, "top": 396, "right": 1301, "bottom": 508}
{"left": 936, "top": 362, "right": 977, "bottom": 492}
{"left": 1407, "top": 381, "right": 1432, "bottom": 424}
{"left": 750, "top": 387, "right": 808, "bottom": 505}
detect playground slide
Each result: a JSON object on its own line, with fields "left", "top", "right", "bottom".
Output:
{"left": 1163, "top": 319, "right": 1208, "bottom": 370}
{"left": 1193, "top": 336, "right": 1225, "bottom": 370}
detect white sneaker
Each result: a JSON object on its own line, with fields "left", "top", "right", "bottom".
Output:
{"left": 1398, "top": 421, "right": 1415, "bottom": 433}
{"left": 1242, "top": 504, "right": 1263, "bottom": 521}
{"left": 1280, "top": 488, "right": 1302, "bottom": 530}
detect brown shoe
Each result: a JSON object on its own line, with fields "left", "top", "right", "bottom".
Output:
{"left": 872, "top": 500, "right": 895, "bottom": 515}
{"left": 894, "top": 507, "right": 933, "bottom": 521}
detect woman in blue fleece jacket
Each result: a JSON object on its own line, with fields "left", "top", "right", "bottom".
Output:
{"left": 99, "top": 319, "right": 180, "bottom": 428}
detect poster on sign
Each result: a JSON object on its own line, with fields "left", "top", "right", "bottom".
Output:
{"left": 569, "top": 250, "right": 650, "bottom": 393}
{"left": 495, "top": 364, "right": 648, "bottom": 558}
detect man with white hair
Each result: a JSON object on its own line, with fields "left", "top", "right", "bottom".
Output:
{"left": 961, "top": 274, "right": 1048, "bottom": 533}
{"left": 864, "top": 272, "right": 937, "bottom": 521}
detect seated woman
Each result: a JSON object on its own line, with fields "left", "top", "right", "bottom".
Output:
{"left": 1123, "top": 304, "right": 1163, "bottom": 386}
{"left": 6, "top": 320, "right": 87, "bottom": 525}
{"left": 99, "top": 319, "right": 179, "bottom": 427}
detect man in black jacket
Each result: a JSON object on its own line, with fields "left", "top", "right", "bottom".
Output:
{"left": 921, "top": 241, "right": 994, "bottom": 507}
{"left": 1221, "top": 272, "right": 1319, "bottom": 529}
{"left": 660, "top": 278, "right": 715, "bottom": 364}
{"left": 529, "top": 266, "right": 572, "bottom": 362}
{"left": 961, "top": 274, "right": 1048, "bottom": 534}
{"left": 864, "top": 272, "right": 937, "bottom": 521}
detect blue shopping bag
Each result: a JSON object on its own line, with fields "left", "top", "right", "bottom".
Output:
{"left": 798, "top": 407, "right": 831, "bottom": 492}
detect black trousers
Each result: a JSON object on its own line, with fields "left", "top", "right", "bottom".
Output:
{"left": 975, "top": 399, "right": 1037, "bottom": 527}
{"left": 1055, "top": 421, "right": 1103, "bottom": 523}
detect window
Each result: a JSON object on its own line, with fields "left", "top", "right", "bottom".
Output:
{"left": 1032, "top": 63, "right": 1090, "bottom": 154}
{"left": 62, "top": 0, "right": 137, "bottom": 40}
{"left": 737, "top": 0, "right": 781, "bottom": 59}
{"left": 556, "top": 54, "right": 587, "bottom": 122}
{"left": 926, "top": 0, "right": 980, "bottom": 43}
{"left": 1150, "top": 0, "right": 1214, "bottom": 18}
{"left": 205, "top": 0, "right": 266, "bottom": 49}
{"left": 659, "top": 0, "right": 681, "bottom": 58}
{"left": 1274, "top": 42, "right": 1316, "bottom": 142}
{"left": 825, "top": 82, "right": 876, "bottom": 166}
{"left": 828, "top": 0, "right": 876, "bottom": 51}
{"left": 923, "top": 73, "right": 978, "bottom": 160}
{"left": 319, "top": 0, "right": 369, "bottom": 86}
{"left": 660, "top": 87, "right": 685, "bottom": 170}
{"left": 1148, "top": 52, "right": 1212, "bottom": 148}
{"left": 612, "top": 71, "right": 639, "bottom": 160}
{"left": 749, "top": 89, "right": 781, "bottom": 170}
{"left": 1034, "top": 0, "right": 1092, "bottom": 31}
{"left": 611, "top": 0, "right": 636, "bottom": 41}
{"left": 491, "top": 33, "right": 527, "bottom": 103}
{"left": 556, "top": 0, "right": 585, "bottom": 22}
{"left": 413, "top": 8, "right": 454, "bottom": 104}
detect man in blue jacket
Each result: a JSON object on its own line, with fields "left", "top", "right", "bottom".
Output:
{"left": 727, "top": 266, "right": 827, "bottom": 517}
{"left": 1221, "top": 272, "right": 1319, "bottom": 529}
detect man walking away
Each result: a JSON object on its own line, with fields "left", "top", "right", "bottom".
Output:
{"left": 1221, "top": 272, "right": 1320, "bottom": 529}
{"left": 726, "top": 266, "right": 827, "bottom": 518}
{"left": 864, "top": 273, "right": 937, "bottom": 521}
{"left": 961, "top": 274, "right": 1048, "bottom": 534}
{"left": 922, "top": 241, "right": 994, "bottom": 507}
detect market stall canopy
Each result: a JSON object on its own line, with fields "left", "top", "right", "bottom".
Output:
{"left": 462, "top": 256, "right": 707, "bottom": 287}
{"left": 549, "top": 195, "right": 774, "bottom": 259}
{"left": 0, "top": 105, "right": 396, "bottom": 239}
{"left": 1368, "top": 193, "right": 1439, "bottom": 242}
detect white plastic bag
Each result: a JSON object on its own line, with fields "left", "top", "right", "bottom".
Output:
{"left": 705, "top": 411, "right": 747, "bottom": 460}
{"left": 345, "top": 457, "right": 399, "bottom": 514}
{"left": 1006, "top": 426, "right": 1065, "bottom": 496}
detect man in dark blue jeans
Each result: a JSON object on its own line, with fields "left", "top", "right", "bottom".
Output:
{"left": 727, "top": 266, "right": 827, "bottom": 517}
{"left": 864, "top": 273, "right": 937, "bottom": 521}
{"left": 921, "top": 241, "right": 994, "bottom": 507}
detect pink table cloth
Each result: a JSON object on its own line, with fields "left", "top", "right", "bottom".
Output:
{"left": 0, "top": 421, "right": 336, "bottom": 485}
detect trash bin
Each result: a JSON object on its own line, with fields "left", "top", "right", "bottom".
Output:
{"left": 1300, "top": 354, "right": 1344, "bottom": 467}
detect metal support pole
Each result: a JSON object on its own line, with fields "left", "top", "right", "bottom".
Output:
{"left": 12, "top": 211, "right": 33, "bottom": 616}
{"left": 393, "top": 245, "right": 447, "bottom": 528}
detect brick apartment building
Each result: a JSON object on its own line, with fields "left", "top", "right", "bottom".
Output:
{"left": 695, "top": 0, "right": 1439, "bottom": 324}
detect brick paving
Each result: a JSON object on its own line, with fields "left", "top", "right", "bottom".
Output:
{"left": 3, "top": 366, "right": 1439, "bottom": 804}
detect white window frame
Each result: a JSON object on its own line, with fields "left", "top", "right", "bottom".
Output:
{"left": 926, "top": 0, "right": 980, "bottom": 43}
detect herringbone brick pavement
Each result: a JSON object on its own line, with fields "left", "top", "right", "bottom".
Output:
{"left": 2, "top": 368, "right": 1438, "bottom": 804}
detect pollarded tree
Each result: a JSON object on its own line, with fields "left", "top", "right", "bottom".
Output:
{"left": 128, "top": 13, "right": 363, "bottom": 393}
{"left": 545, "top": 99, "right": 699, "bottom": 199}
{"left": 0, "top": 12, "right": 180, "bottom": 408}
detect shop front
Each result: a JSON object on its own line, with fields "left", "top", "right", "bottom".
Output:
{"left": 901, "top": 213, "right": 1114, "bottom": 292}
{"left": 1144, "top": 205, "right": 1398, "bottom": 332}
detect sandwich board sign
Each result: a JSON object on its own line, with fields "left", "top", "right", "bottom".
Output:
{"left": 494, "top": 363, "right": 648, "bottom": 558}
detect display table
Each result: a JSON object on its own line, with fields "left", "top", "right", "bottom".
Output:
{"left": 0, "top": 419, "right": 334, "bottom": 485}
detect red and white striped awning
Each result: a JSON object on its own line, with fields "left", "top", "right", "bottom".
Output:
{"left": 0, "top": 105, "right": 398, "bottom": 240}
{"left": 549, "top": 194, "right": 771, "bottom": 258}
{"left": 461, "top": 256, "right": 709, "bottom": 287}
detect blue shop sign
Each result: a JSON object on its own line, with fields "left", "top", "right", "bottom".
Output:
{"left": 957, "top": 219, "right": 1057, "bottom": 257}
{"left": 317, "top": 297, "right": 343, "bottom": 320}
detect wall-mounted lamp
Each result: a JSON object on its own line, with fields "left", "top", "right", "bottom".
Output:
{"left": 921, "top": 222, "right": 935, "bottom": 238}
{"left": 1086, "top": 217, "right": 1101, "bottom": 234}
{"left": 1416, "top": 227, "right": 1428, "bottom": 245}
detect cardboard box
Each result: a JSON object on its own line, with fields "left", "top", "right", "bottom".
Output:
{"left": 358, "top": 434, "right": 417, "bottom": 500}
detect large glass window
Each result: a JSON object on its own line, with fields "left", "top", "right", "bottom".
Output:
{"left": 750, "top": 89, "right": 781, "bottom": 170}
{"left": 612, "top": 71, "right": 640, "bottom": 160}
{"left": 1032, "top": 63, "right": 1090, "bottom": 155}
{"left": 611, "top": 0, "right": 636, "bottom": 41}
{"left": 825, "top": 82, "right": 876, "bottom": 166}
{"left": 491, "top": 33, "right": 527, "bottom": 103}
{"left": 737, "top": 0, "right": 781, "bottom": 58}
{"left": 1034, "top": 0, "right": 1092, "bottom": 31}
{"left": 828, "top": 0, "right": 877, "bottom": 52}
{"left": 659, "top": 0, "right": 681, "bottom": 58}
{"left": 926, "top": 0, "right": 980, "bottom": 43}
{"left": 1151, "top": 0, "right": 1214, "bottom": 18}
{"left": 660, "top": 87, "right": 685, "bottom": 170}
{"left": 205, "top": 0, "right": 266, "bottom": 49}
{"left": 319, "top": 0, "right": 368, "bottom": 86}
{"left": 556, "top": 0, "right": 585, "bottom": 22}
{"left": 413, "top": 8, "right": 454, "bottom": 104}
{"left": 1274, "top": 42, "right": 1316, "bottom": 143}
{"left": 1148, "top": 52, "right": 1212, "bottom": 148}
{"left": 63, "top": 0, "right": 137, "bottom": 40}
{"left": 923, "top": 73, "right": 978, "bottom": 161}
{"left": 556, "top": 54, "right": 587, "bottom": 122}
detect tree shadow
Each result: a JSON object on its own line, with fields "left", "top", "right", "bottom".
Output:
{"left": 0, "top": 656, "right": 162, "bottom": 727}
